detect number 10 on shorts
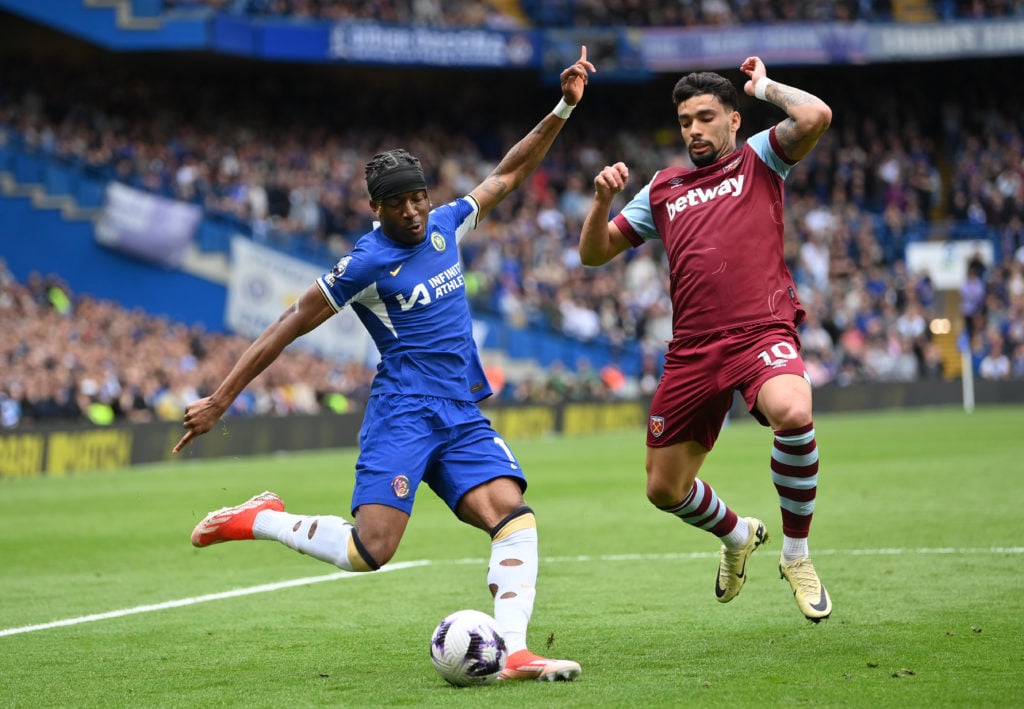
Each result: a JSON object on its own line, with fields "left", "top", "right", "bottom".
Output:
{"left": 757, "top": 342, "right": 798, "bottom": 369}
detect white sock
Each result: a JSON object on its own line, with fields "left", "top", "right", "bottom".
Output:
{"left": 488, "top": 527, "right": 538, "bottom": 655}
{"left": 721, "top": 517, "right": 750, "bottom": 549}
{"left": 254, "top": 510, "right": 358, "bottom": 571}
{"left": 782, "top": 535, "right": 809, "bottom": 562}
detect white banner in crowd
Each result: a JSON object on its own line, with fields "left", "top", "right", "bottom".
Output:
{"left": 95, "top": 182, "right": 202, "bottom": 268}
{"left": 905, "top": 239, "right": 994, "bottom": 291}
{"left": 226, "top": 237, "right": 376, "bottom": 366}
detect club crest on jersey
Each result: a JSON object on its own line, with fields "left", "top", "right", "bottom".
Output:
{"left": 391, "top": 475, "right": 411, "bottom": 499}
{"left": 430, "top": 231, "right": 446, "bottom": 252}
{"left": 649, "top": 416, "right": 665, "bottom": 438}
{"left": 722, "top": 157, "right": 741, "bottom": 173}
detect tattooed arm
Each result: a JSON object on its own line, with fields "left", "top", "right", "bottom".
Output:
{"left": 739, "top": 55, "right": 832, "bottom": 162}
{"left": 470, "top": 47, "right": 594, "bottom": 222}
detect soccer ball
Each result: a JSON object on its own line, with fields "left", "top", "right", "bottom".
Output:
{"left": 429, "top": 609, "right": 508, "bottom": 687}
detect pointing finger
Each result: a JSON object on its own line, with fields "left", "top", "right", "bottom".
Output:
{"left": 172, "top": 430, "right": 194, "bottom": 454}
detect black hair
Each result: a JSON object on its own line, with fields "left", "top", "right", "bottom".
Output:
{"left": 364, "top": 148, "right": 428, "bottom": 202}
{"left": 364, "top": 148, "right": 421, "bottom": 186}
{"left": 671, "top": 72, "right": 740, "bottom": 111}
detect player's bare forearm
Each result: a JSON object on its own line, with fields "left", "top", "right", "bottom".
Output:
{"left": 209, "top": 293, "right": 325, "bottom": 407}
{"left": 579, "top": 192, "right": 616, "bottom": 266}
{"left": 579, "top": 162, "right": 630, "bottom": 266}
{"left": 474, "top": 116, "right": 566, "bottom": 204}
{"left": 173, "top": 286, "right": 332, "bottom": 452}
{"left": 211, "top": 327, "right": 291, "bottom": 408}
{"left": 472, "top": 47, "right": 594, "bottom": 220}
{"left": 172, "top": 321, "right": 295, "bottom": 452}
{"left": 579, "top": 215, "right": 631, "bottom": 267}
{"left": 740, "top": 55, "right": 831, "bottom": 161}
{"left": 763, "top": 81, "right": 832, "bottom": 151}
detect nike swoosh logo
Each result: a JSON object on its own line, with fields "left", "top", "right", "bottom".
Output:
{"left": 390, "top": 264, "right": 403, "bottom": 276}
{"left": 738, "top": 525, "right": 765, "bottom": 580}
{"left": 809, "top": 588, "right": 830, "bottom": 612}
{"left": 713, "top": 556, "right": 748, "bottom": 598}
{"left": 714, "top": 522, "right": 766, "bottom": 598}
{"left": 753, "top": 523, "right": 766, "bottom": 545}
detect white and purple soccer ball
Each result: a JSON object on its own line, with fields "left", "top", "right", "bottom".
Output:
{"left": 429, "top": 609, "right": 508, "bottom": 686}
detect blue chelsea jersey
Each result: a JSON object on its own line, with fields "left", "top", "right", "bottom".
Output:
{"left": 315, "top": 195, "right": 492, "bottom": 402}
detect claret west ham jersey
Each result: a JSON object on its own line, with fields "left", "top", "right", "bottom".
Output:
{"left": 315, "top": 196, "right": 492, "bottom": 402}
{"left": 613, "top": 128, "right": 805, "bottom": 341}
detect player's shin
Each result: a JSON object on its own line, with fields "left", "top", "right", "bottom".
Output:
{"left": 255, "top": 511, "right": 375, "bottom": 571}
{"left": 487, "top": 508, "right": 538, "bottom": 654}
{"left": 771, "top": 423, "right": 818, "bottom": 561}
{"left": 661, "top": 478, "right": 740, "bottom": 539}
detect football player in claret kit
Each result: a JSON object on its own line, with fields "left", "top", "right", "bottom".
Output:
{"left": 578, "top": 56, "right": 834, "bottom": 622}
{"left": 174, "top": 49, "right": 595, "bottom": 680}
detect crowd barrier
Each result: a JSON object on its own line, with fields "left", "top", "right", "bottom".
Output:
{"left": 0, "top": 400, "right": 646, "bottom": 480}
{"left": 2, "top": 381, "right": 1021, "bottom": 480}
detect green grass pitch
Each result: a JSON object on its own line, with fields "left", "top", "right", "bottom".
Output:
{"left": 1, "top": 405, "right": 1022, "bottom": 707}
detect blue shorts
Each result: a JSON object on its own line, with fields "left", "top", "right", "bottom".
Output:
{"left": 351, "top": 394, "right": 527, "bottom": 516}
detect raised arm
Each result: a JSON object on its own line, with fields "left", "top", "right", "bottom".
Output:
{"left": 470, "top": 47, "right": 595, "bottom": 221}
{"left": 579, "top": 161, "right": 634, "bottom": 266}
{"left": 172, "top": 283, "right": 335, "bottom": 452}
{"left": 740, "top": 56, "right": 832, "bottom": 162}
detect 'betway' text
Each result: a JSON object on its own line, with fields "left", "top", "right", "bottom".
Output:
{"left": 666, "top": 175, "right": 745, "bottom": 220}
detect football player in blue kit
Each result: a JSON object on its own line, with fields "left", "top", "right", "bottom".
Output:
{"left": 174, "top": 48, "right": 595, "bottom": 681}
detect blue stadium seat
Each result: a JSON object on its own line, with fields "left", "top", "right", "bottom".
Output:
{"left": 12, "top": 151, "right": 44, "bottom": 184}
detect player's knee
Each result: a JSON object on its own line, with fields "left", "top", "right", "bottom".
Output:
{"left": 762, "top": 379, "right": 813, "bottom": 429}
{"left": 645, "top": 469, "right": 686, "bottom": 509}
{"left": 646, "top": 488, "right": 676, "bottom": 509}
{"left": 349, "top": 528, "right": 394, "bottom": 571}
{"left": 489, "top": 506, "right": 536, "bottom": 541}
{"left": 646, "top": 450, "right": 705, "bottom": 508}
{"left": 773, "top": 401, "right": 812, "bottom": 430}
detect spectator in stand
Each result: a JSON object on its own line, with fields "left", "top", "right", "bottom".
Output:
{"left": 0, "top": 263, "right": 371, "bottom": 430}
{"left": 978, "top": 328, "right": 1011, "bottom": 380}
{"left": 1011, "top": 342, "right": 1024, "bottom": 378}
{"left": 960, "top": 258, "right": 988, "bottom": 337}
{"left": 798, "top": 228, "right": 831, "bottom": 295}
{"left": 863, "top": 332, "right": 919, "bottom": 382}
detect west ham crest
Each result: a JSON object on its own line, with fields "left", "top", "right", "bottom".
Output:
{"left": 649, "top": 416, "right": 665, "bottom": 438}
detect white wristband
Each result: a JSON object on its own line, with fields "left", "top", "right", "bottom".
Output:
{"left": 553, "top": 98, "right": 575, "bottom": 119}
{"left": 754, "top": 77, "right": 776, "bottom": 101}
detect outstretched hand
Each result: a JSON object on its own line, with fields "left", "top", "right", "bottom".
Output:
{"left": 560, "top": 46, "right": 596, "bottom": 105}
{"left": 172, "top": 396, "right": 223, "bottom": 453}
{"left": 740, "top": 55, "right": 768, "bottom": 97}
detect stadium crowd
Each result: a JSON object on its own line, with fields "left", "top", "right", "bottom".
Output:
{"left": 164, "top": 0, "right": 527, "bottom": 27}
{"left": 0, "top": 261, "right": 377, "bottom": 428}
{"left": 0, "top": 261, "right": 630, "bottom": 428}
{"left": 163, "top": 0, "right": 1024, "bottom": 26}
{"left": 2, "top": 50, "right": 1024, "bottom": 429}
